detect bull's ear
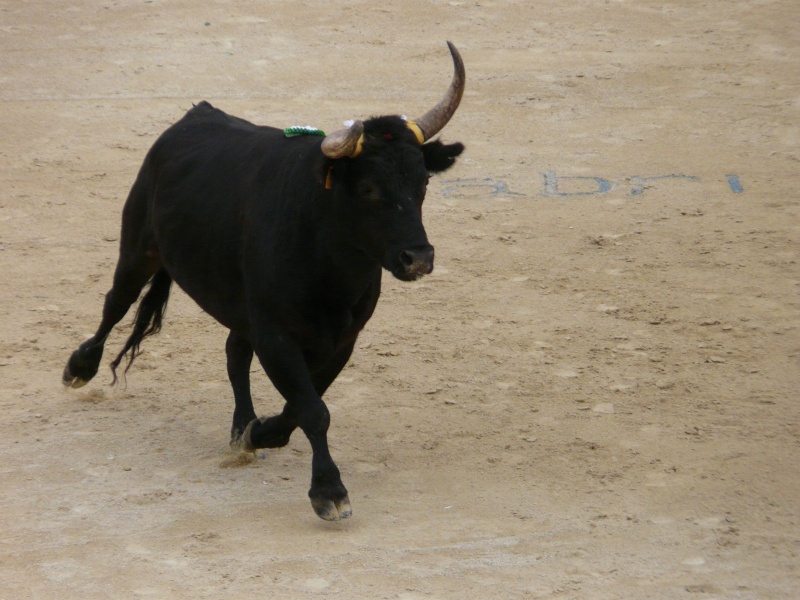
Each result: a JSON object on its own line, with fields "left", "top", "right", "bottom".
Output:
{"left": 422, "top": 141, "right": 465, "bottom": 173}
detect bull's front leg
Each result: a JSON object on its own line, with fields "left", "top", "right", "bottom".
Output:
{"left": 246, "top": 326, "right": 351, "bottom": 521}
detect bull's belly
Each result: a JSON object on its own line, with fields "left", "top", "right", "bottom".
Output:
{"left": 155, "top": 241, "right": 246, "bottom": 332}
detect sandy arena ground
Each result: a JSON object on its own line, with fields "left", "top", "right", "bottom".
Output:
{"left": 1, "top": 1, "right": 798, "bottom": 598}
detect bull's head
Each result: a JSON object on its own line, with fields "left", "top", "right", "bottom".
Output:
{"left": 320, "top": 42, "right": 465, "bottom": 281}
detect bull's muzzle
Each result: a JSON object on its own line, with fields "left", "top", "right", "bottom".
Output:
{"left": 397, "top": 245, "right": 434, "bottom": 281}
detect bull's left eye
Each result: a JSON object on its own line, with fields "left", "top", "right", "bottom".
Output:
{"left": 357, "top": 181, "right": 381, "bottom": 201}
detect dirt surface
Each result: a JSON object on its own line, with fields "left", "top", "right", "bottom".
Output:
{"left": 1, "top": 1, "right": 798, "bottom": 598}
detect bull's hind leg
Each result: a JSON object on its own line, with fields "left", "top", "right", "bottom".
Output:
{"left": 62, "top": 257, "right": 158, "bottom": 388}
{"left": 225, "top": 330, "right": 258, "bottom": 443}
{"left": 63, "top": 176, "right": 159, "bottom": 388}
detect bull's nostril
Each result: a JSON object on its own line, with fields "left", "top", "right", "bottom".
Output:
{"left": 400, "top": 250, "right": 415, "bottom": 268}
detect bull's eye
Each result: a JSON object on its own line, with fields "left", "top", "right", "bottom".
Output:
{"left": 357, "top": 181, "right": 380, "bottom": 201}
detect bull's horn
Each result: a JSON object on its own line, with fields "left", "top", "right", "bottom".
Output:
{"left": 320, "top": 42, "right": 464, "bottom": 158}
{"left": 410, "top": 41, "right": 465, "bottom": 142}
{"left": 321, "top": 120, "right": 364, "bottom": 159}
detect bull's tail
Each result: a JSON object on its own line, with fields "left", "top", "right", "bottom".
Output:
{"left": 110, "top": 267, "right": 173, "bottom": 385}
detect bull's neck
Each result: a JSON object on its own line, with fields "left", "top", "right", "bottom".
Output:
{"left": 317, "top": 220, "right": 382, "bottom": 302}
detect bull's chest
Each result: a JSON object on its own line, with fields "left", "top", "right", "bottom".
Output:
{"left": 298, "top": 307, "right": 362, "bottom": 370}
{"left": 299, "top": 287, "right": 379, "bottom": 370}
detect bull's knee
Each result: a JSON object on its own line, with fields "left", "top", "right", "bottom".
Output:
{"left": 297, "top": 400, "right": 330, "bottom": 437}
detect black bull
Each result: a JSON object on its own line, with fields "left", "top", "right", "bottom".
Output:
{"left": 63, "top": 43, "right": 465, "bottom": 520}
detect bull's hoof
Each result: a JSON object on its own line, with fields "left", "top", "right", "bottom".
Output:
{"left": 234, "top": 419, "right": 258, "bottom": 453}
{"left": 62, "top": 364, "right": 89, "bottom": 389}
{"left": 62, "top": 346, "right": 102, "bottom": 388}
{"left": 310, "top": 493, "right": 352, "bottom": 521}
{"left": 308, "top": 484, "right": 353, "bottom": 521}
{"left": 228, "top": 435, "right": 254, "bottom": 454}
